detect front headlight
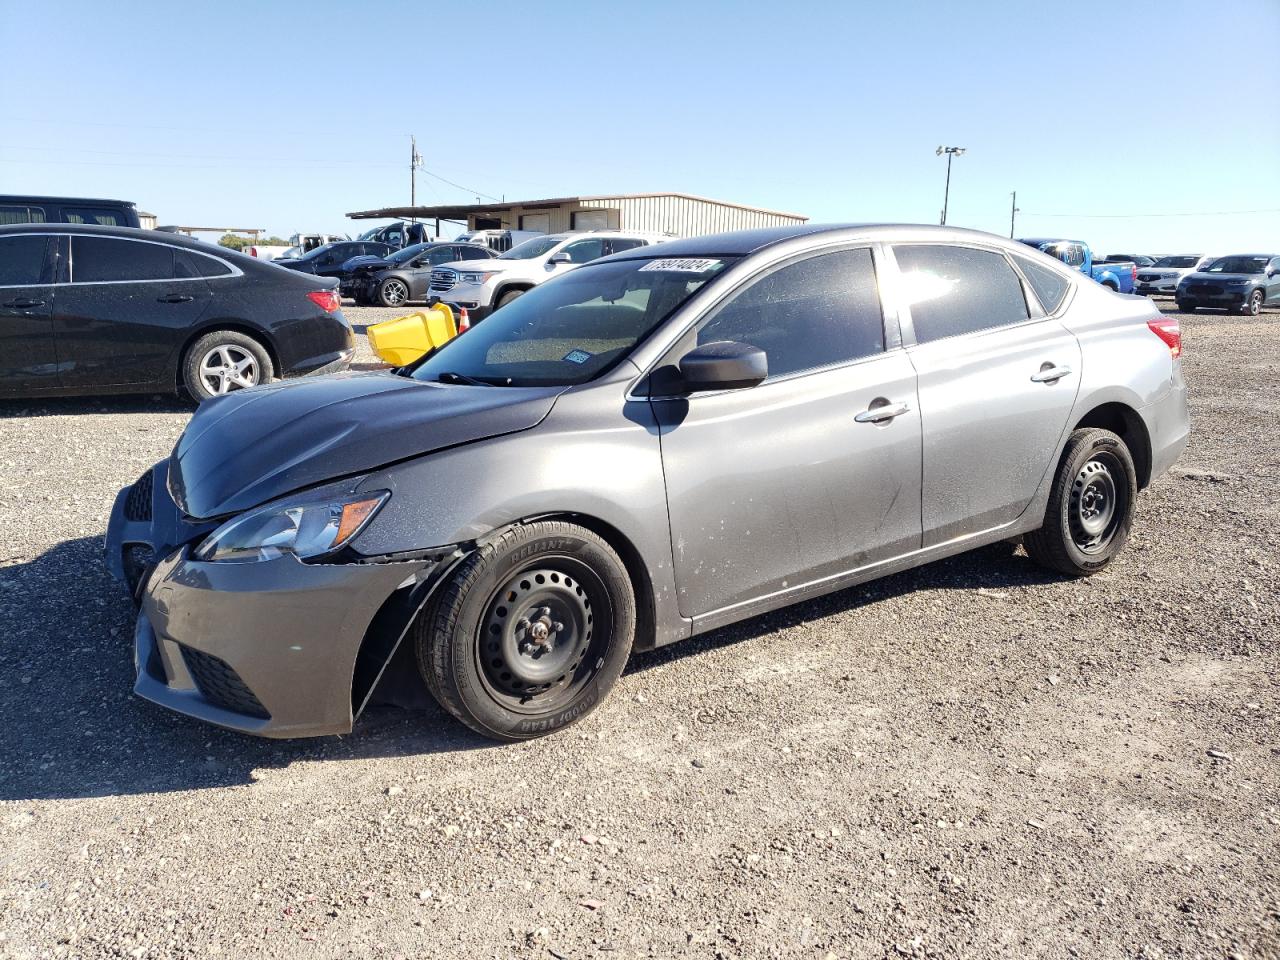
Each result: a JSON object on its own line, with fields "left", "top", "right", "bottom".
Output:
{"left": 1223, "top": 278, "right": 1247, "bottom": 285}
{"left": 459, "top": 271, "right": 500, "bottom": 285}
{"left": 194, "top": 491, "right": 389, "bottom": 563}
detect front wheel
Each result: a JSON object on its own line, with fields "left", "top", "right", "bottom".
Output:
{"left": 495, "top": 288, "right": 526, "bottom": 309}
{"left": 415, "top": 521, "right": 635, "bottom": 741}
{"left": 1243, "top": 290, "right": 1264, "bottom": 316}
{"left": 1177, "top": 301, "right": 1197, "bottom": 314}
{"left": 1024, "top": 428, "right": 1138, "bottom": 577}
{"left": 377, "top": 277, "right": 410, "bottom": 307}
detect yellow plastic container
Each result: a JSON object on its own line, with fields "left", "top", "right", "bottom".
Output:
{"left": 366, "top": 303, "right": 457, "bottom": 366}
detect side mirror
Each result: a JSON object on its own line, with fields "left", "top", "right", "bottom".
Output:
{"left": 678, "top": 341, "right": 767, "bottom": 392}
{"left": 548, "top": 252, "right": 572, "bottom": 265}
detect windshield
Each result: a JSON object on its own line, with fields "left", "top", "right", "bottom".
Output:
{"left": 299, "top": 244, "right": 334, "bottom": 261}
{"left": 412, "top": 256, "right": 736, "bottom": 387}
{"left": 357, "top": 227, "right": 385, "bottom": 241}
{"left": 1153, "top": 256, "right": 1198, "bottom": 268}
{"left": 1205, "top": 256, "right": 1267, "bottom": 274}
{"left": 386, "top": 242, "right": 432, "bottom": 264}
{"left": 498, "top": 236, "right": 563, "bottom": 260}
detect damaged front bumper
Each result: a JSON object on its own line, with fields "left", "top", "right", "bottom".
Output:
{"left": 106, "top": 463, "right": 446, "bottom": 738}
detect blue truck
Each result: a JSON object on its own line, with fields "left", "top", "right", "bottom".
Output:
{"left": 1017, "top": 238, "right": 1136, "bottom": 293}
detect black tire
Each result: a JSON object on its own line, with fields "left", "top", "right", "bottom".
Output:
{"left": 182, "top": 330, "right": 273, "bottom": 403}
{"left": 1024, "top": 428, "right": 1138, "bottom": 577}
{"left": 1243, "top": 290, "right": 1264, "bottom": 316}
{"left": 495, "top": 287, "right": 526, "bottom": 309}
{"left": 1176, "top": 301, "right": 1197, "bottom": 314}
{"left": 377, "top": 277, "right": 411, "bottom": 308}
{"left": 415, "top": 521, "right": 635, "bottom": 741}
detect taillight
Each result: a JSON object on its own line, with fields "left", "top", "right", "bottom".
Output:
{"left": 307, "top": 290, "right": 341, "bottom": 313}
{"left": 1148, "top": 317, "right": 1181, "bottom": 358}
{"left": 249, "top": 247, "right": 259, "bottom": 258}
{"left": 1131, "top": 264, "right": 1137, "bottom": 283}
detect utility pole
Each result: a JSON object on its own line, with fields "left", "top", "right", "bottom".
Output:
{"left": 936, "top": 146, "right": 966, "bottom": 225}
{"left": 409, "top": 136, "right": 423, "bottom": 218}
{"left": 1009, "top": 191, "right": 1019, "bottom": 238}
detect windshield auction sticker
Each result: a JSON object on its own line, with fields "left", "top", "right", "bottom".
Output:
{"left": 639, "top": 258, "right": 723, "bottom": 273}
{"left": 562, "top": 349, "right": 592, "bottom": 364}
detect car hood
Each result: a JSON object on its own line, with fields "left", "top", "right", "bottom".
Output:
{"left": 342, "top": 255, "right": 393, "bottom": 272}
{"left": 168, "top": 371, "right": 565, "bottom": 519}
{"left": 436, "top": 259, "right": 514, "bottom": 274}
{"left": 1181, "top": 271, "right": 1259, "bottom": 282}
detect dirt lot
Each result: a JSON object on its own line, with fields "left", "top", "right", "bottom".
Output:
{"left": 1, "top": 303, "right": 1277, "bottom": 960}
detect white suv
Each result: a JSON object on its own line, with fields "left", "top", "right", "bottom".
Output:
{"left": 428, "top": 231, "right": 669, "bottom": 321}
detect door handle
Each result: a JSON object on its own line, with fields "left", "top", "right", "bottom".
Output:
{"left": 1030, "top": 364, "right": 1073, "bottom": 383}
{"left": 3, "top": 298, "right": 45, "bottom": 309}
{"left": 854, "top": 401, "right": 911, "bottom": 423}
{"left": 157, "top": 294, "right": 195, "bottom": 304}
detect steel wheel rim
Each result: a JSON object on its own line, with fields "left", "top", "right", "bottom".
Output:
{"left": 475, "top": 557, "right": 611, "bottom": 713}
{"left": 198, "top": 344, "right": 259, "bottom": 396}
{"left": 1069, "top": 453, "right": 1124, "bottom": 553}
{"left": 383, "top": 279, "right": 408, "bottom": 305}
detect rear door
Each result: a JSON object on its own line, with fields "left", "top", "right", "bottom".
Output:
{"left": 889, "top": 242, "right": 1081, "bottom": 546}
{"left": 51, "top": 234, "right": 212, "bottom": 389}
{"left": 0, "top": 234, "right": 60, "bottom": 394}
{"left": 652, "top": 245, "right": 922, "bottom": 621}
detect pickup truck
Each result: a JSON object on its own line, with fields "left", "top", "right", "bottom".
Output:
{"left": 1017, "top": 238, "right": 1136, "bottom": 293}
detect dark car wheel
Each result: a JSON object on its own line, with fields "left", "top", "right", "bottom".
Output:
{"left": 496, "top": 288, "right": 526, "bottom": 309}
{"left": 183, "top": 330, "right": 273, "bottom": 403}
{"left": 377, "top": 277, "right": 410, "bottom": 307}
{"left": 1176, "top": 301, "right": 1196, "bottom": 313}
{"left": 416, "top": 521, "right": 635, "bottom": 741}
{"left": 1243, "top": 290, "right": 1264, "bottom": 316}
{"left": 1024, "top": 428, "right": 1137, "bottom": 577}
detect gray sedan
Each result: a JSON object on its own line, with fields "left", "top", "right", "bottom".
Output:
{"left": 106, "top": 224, "right": 1190, "bottom": 741}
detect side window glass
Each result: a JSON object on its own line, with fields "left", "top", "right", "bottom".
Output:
{"left": 0, "top": 236, "right": 50, "bottom": 285}
{"left": 608, "top": 238, "right": 647, "bottom": 255}
{"left": 178, "top": 249, "right": 232, "bottom": 278}
{"left": 64, "top": 208, "right": 127, "bottom": 226}
{"left": 429, "top": 248, "right": 456, "bottom": 264}
{"left": 695, "top": 247, "right": 884, "bottom": 379}
{"left": 893, "top": 244, "right": 1030, "bottom": 344}
{"left": 71, "top": 237, "right": 174, "bottom": 282}
{"left": 0, "top": 205, "right": 45, "bottom": 225}
{"left": 562, "top": 239, "right": 606, "bottom": 264}
{"left": 1012, "top": 254, "right": 1071, "bottom": 314}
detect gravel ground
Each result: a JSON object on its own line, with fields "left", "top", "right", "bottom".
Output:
{"left": 1, "top": 303, "right": 1277, "bottom": 960}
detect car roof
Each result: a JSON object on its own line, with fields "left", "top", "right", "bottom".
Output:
{"left": 0, "top": 194, "right": 136, "bottom": 206}
{"left": 606, "top": 223, "right": 1032, "bottom": 260}
{"left": 0, "top": 221, "right": 266, "bottom": 267}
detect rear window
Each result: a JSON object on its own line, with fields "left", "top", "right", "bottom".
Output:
{"left": 894, "top": 244, "right": 1030, "bottom": 344}
{"left": 175, "top": 248, "right": 232, "bottom": 278}
{"left": 0, "top": 235, "right": 50, "bottom": 285}
{"left": 1012, "top": 254, "right": 1072, "bottom": 314}
{"left": 71, "top": 236, "right": 174, "bottom": 282}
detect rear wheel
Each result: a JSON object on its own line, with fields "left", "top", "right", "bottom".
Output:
{"left": 182, "top": 330, "right": 273, "bottom": 403}
{"left": 1243, "top": 290, "right": 1264, "bottom": 316}
{"left": 377, "top": 277, "right": 410, "bottom": 307}
{"left": 1024, "top": 428, "right": 1137, "bottom": 577}
{"left": 415, "top": 521, "right": 635, "bottom": 741}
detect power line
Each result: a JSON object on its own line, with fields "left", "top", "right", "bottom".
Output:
{"left": 1024, "top": 208, "right": 1280, "bottom": 219}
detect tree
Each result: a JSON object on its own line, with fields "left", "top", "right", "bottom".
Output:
{"left": 218, "top": 234, "right": 248, "bottom": 251}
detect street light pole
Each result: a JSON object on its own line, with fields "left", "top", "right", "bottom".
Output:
{"left": 936, "top": 146, "right": 966, "bottom": 225}
{"left": 1009, "top": 190, "right": 1019, "bottom": 238}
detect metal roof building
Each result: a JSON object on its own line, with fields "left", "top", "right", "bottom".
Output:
{"left": 347, "top": 192, "right": 807, "bottom": 238}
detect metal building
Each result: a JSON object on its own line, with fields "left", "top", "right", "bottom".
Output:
{"left": 347, "top": 192, "right": 807, "bottom": 238}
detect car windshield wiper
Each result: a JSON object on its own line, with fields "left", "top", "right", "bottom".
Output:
{"left": 435, "top": 370, "right": 500, "bottom": 387}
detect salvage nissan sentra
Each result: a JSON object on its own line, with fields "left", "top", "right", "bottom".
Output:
{"left": 106, "top": 224, "right": 1190, "bottom": 741}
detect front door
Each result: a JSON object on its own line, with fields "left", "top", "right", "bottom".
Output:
{"left": 51, "top": 234, "right": 212, "bottom": 389}
{"left": 652, "top": 245, "right": 922, "bottom": 621}
{"left": 0, "top": 234, "right": 60, "bottom": 394}
{"left": 890, "top": 243, "right": 1082, "bottom": 546}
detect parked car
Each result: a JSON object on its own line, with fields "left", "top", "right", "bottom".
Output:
{"left": 0, "top": 194, "right": 140, "bottom": 228}
{"left": 0, "top": 223, "right": 353, "bottom": 402}
{"left": 453, "top": 228, "right": 545, "bottom": 253}
{"left": 428, "top": 231, "right": 669, "bottom": 321}
{"left": 1104, "top": 254, "right": 1156, "bottom": 268}
{"left": 1176, "top": 254, "right": 1280, "bottom": 315}
{"left": 1135, "top": 255, "right": 1214, "bottom": 297}
{"left": 283, "top": 233, "right": 349, "bottom": 257}
{"left": 273, "top": 241, "right": 393, "bottom": 279}
{"left": 356, "top": 221, "right": 431, "bottom": 251}
{"left": 106, "top": 224, "right": 1189, "bottom": 741}
{"left": 342, "top": 241, "right": 498, "bottom": 306}
{"left": 1017, "top": 238, "right": 1136, "bottom": 293}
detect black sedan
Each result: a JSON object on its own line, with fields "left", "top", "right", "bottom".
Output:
{"left": 344, "top": 241, "right": 497, "bottom": 306}
{"left": 273, "top": 241, "right": 393, "bottom": 279}
{"left": 0, "top": 224, "right": 354, "bottom": 402}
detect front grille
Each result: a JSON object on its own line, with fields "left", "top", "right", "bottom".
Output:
{"left": 124, "top": 471, "right": 153, "bottom": 521}
{"left": 1137, "top": 273, "right": 1162, "bottom": 282}
{"left": 122, "top": 544, "right": 155, "bottom": 598}
{"left": 1186, "top": 284, "right": 1221, "bottom": 297}
{"left": 429, "top": 268, "right": 458, "bottom": 293}
{"left": 181, "top": 647, "right": 270, "bottom": 719}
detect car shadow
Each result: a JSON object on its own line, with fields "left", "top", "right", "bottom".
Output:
{"left": 0, "top": 535, "right": 1062, "bottom": 803}
{"left": 0, "top": 536, "right": 491, "bottom": 804}
{"left": 0, "top": 393, "right": 192, "bottom": 419}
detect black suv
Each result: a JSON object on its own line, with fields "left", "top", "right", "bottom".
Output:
{"left": 0, "top": 194, "right": 141, "bottom": 228}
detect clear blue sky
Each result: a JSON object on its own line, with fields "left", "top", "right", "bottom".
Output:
{"left": 3, "top": 0, "right": 1277, "bottom": 253}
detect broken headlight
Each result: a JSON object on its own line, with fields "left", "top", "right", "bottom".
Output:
{"left": 193, "top": 491, "right": 389, "bottom": 563}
